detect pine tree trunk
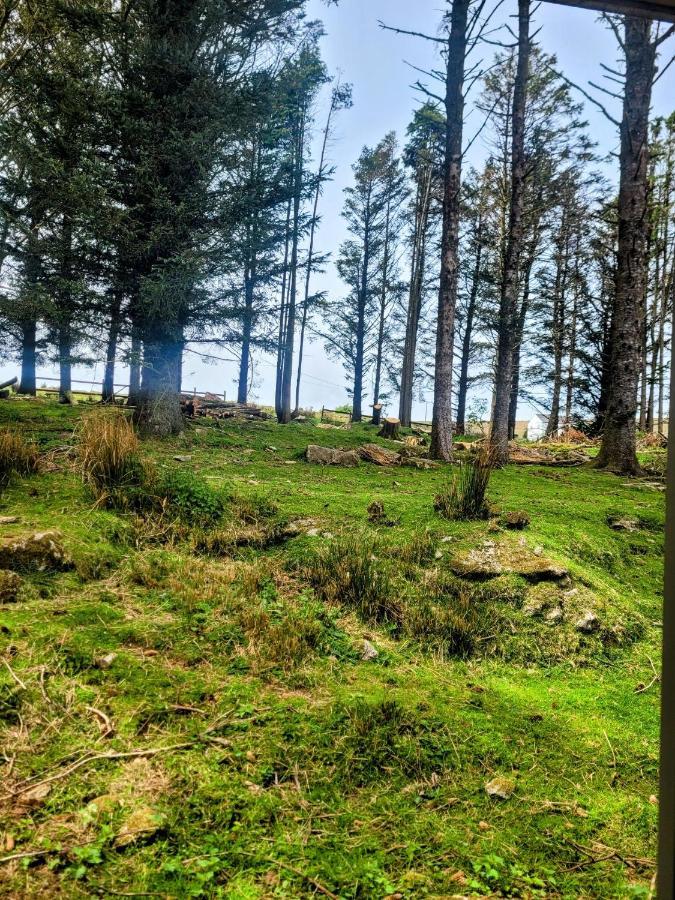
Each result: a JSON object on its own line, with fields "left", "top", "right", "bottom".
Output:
{"left": 275, "top": 201, "right": 292, "bottom": 420}
{"left": 102, "top": 291, "right": 123, "bottom": 404}
{"left": 295, "top": 94, "right": 337, "bottom": 413}
{"left": 58, "top": 324, "right": 72, "bottom": 403}
{"left": 127, "top": 323, "right": 142, "bottom": 407}
{"left": 455, "top": 218, "right": 484, "bottom": 436}
{"left": 373, "top": 198, "right": 392, "bottom": 408}
{"left": 18, "top": 320, "right": 37, "bottom": 396}
{"left": 565, "top": 266, "right": 579, "bottom": 429}
{"left": 399, "top": 170, "right": 432, "bottom": 427}
{"left": 596, "top": 17, "right": 656, "bottom": 474}
{"left": 429, "top": 0, "right": 471, "bottom": 461}
{"left": 508, "top": 235, "right": 538, "bottom": 440}
{"left": 238, "top": 269, "right": 254, "bottom": 404}
{"left": 134, "top": 333, "right": 184, "bottom": 436}
{"left": 489, "top": 0, "right": 531, "bottom": 463}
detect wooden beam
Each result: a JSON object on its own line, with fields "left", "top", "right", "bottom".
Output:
{"left": 546, "top": 0, "right": 675, "bottom": 21}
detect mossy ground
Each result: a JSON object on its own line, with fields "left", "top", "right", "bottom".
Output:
{"left": 0, "top": 398, "right": 665, "bottom": 898}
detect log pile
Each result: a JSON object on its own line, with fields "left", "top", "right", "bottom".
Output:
{"left": 180, "top": 395, "right": 268, "bottom": 421}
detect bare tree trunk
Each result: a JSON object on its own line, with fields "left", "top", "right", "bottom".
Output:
{"left": 596, "top": 17, "right": 656, "bottom": 474}
{"left": 565, "top": 253, "right": 579, "bottom": 429}
{"left": 295, "top": 90, "right": 341, "bottom": 413}
{"left": 279, "top": 107, "right": 307, "bottom": 424}
{"left": 127, "top": 322, "right": 142, "bottom": 407}
{"left": 57, "top": 215, "right": 74, "bottom": 404}
{"left": 134, "top": 331, "right": 184, "bottom": 436}
{"left": 238, "top": 270, "right": 254, "bottom": 404}
{"left": 18, "top": 320, "right": 37, "bottom": 396}
{"left": 352, "top": 187, "right": 372, "bottom": 424}
{"left": 58, "top": 324, "right": 72, "bottom": 403}
{"left": 373, "top": 197, "right": 392, "bottom": 408}
{"left": 399, "top": 169, "right": 433, "bottom": 427}
{"left": 547, "top": 215, "right": 571, "bottom": 436}
{"left": 429, "top": 0, "right": 471, "bottom": 461}
{"left": 102, "top": 289, "right": 123, "bottom": 404}
{"left": 455, "top": 211, "right": 485, "bottom": 436}
{"left": 275, "top": 200, "right": 292, "bottom": 420}
{"left": 489, "top": 0, "right": 531, "bottom": 463}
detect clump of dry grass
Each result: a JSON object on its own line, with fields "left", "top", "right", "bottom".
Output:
{"left": 0, "top": 428, "right": 40, "bottom": 488}
{"left": 78, "top": 411, "right": 145, "bottom": 505}
{"left": 434, "top": 445, "right": 498, "bottom": 521}
{"left": 306, "top": 533, "right": 401, "bottom": 627}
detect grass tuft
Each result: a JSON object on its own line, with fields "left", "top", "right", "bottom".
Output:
{"left": 306, "top": 532, "right": 401, "bottom": 626}
{"left": 0, "top": 427, "right": 40, "bottom": 488}
{"left": 434, "top": 445, "right": 497, "bottom": 520}
{"left": 78, "top": 411, "right": 144, "bottom": 505}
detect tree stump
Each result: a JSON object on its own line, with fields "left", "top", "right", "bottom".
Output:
{"left": 378, "top": 417, "right": 400, "bottom": 440}
{"left": 371, "top": 403, "right": 383, "bottom": 426}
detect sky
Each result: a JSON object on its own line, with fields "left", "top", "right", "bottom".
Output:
{"left": 3, "top": 1, "right": 674, "bottom": 420}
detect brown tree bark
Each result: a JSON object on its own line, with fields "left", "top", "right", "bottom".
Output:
{"left": 596, "top": 17, "right": 657, "bottom": 474}
{"left": 489, "top": 0, "right": 531, "bottom": 464}
{"left": 399, "top": 162, "right": 433, "bottom": 427}
{"left": 429, "top": 0, "right": 471, "bottom": 461}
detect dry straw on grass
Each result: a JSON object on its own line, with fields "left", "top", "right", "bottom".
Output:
{"left": 78, "top": 411, "right": 144, "bottom": 504}
{"left": 0, "top": 428, "right": 40, "bottom": 488}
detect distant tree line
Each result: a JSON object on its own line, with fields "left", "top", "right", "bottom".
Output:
{"left": 0, "top": 0, "right": 673, "bottom": 475}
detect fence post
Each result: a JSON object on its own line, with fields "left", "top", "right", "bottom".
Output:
{"left": 321, "top": 406, "right": 324, "bottom": 423}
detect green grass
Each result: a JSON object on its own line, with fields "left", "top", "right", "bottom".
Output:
{"left": 0, "top": 397, "right": 665, "bottom": 898}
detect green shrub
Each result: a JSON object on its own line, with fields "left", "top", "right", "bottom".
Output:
{"left": 0, "top": 428, "right": 40, "bottom": 489}
{"left": 306, "top": 533, "right": 400, "bottom": 626}
{"left": 156, "top": 468, "right": 226, "bottom": 526}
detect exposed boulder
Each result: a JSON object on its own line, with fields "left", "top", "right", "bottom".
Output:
{"left": 0, "top": 569, "right": 22, "bottom": 602}
{"left": 0, "top": 531, "right": 71, "bottom": 572}
{"left": 306, "top": 445, "right": 360, "bottom": 467}
{"left": 450, "top": 540, "right": 569, "bottom": 583}
{"left": 359, "top": 444, "right": 401, "bottom": 466}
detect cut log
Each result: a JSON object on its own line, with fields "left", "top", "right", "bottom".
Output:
{"left": 371, "top": 404, "right": 383, "bottom": 426}
{"left": 378, "top": 417, "right": 400, "bottom": 440}
{"left": 0, "top": 376, "right": 18, "bottom": 392}
{"left": 359, "top": 444, "right": 401, "bottom": 466}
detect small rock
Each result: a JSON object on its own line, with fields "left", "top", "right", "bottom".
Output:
{"left": 361, "top": 639, "right": 378, "bottom": 661}
{"left": 545, "top": 607, "right": 564, "bottom": 625}
{"left": 501, "top": 510, "right": 530, "bottom": 530}
{"left": 306, "top": 527, "right": 320, "bottom": 537}
{"left": 575, "top": 611, "right": 600, "bottom": 633}
{"left": 173, "top": 455, "right": 192, "bottom": 462}
{"left": 434, "top": 549, "right": 443, "bottom": 560}
{"left": 0, "top": 531, "right": 71, "bottom": 572}
{"left": 0, "top": 569, "right": 22, "bottom": 602}
{"left": 485, "top": 776, "right": 515, "bottom": 800}
{"left": 607, "top": 515, "right": 639, "bottom": 532}
{"left": 114, "top": 806, "right": 166, "bottom": 847}
{"left": 95, "top": 652, "right": 118, "bottom": 669}
{"left": 306, "top": 445, "right": 360, "bottom": 467}
{"left": 0, "top": 516, "right": 20, "bottom": 525}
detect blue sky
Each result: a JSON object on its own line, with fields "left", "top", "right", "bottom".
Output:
{"left": 4, "top": 1, "right": 674, "bottom": 418}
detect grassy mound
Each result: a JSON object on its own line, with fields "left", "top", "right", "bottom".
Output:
{"left": 0, "top": 397, "right": 664, "bottom": 898}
